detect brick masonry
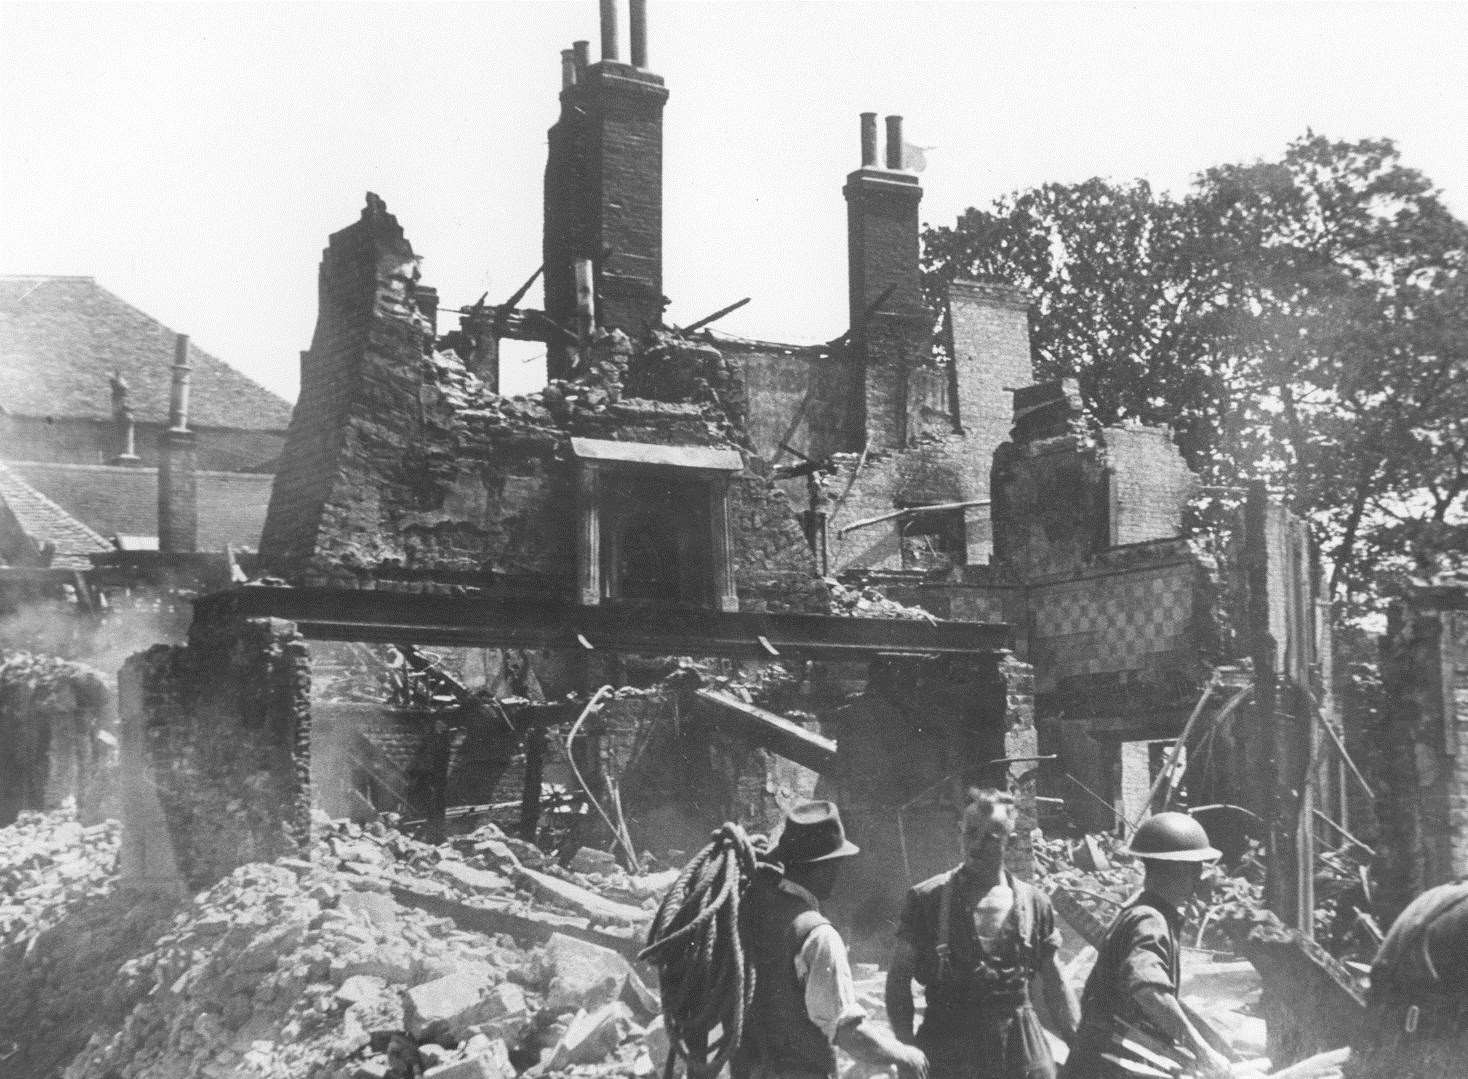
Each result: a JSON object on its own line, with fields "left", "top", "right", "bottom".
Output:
{"left": 873, "top": 396, "right": 1226, "bottom": 830}
{"left": 543, "top": 60, "right": 669, "bottom": 379}
{"left": 1375, "top": 581, "right": 1468, "bottom": 918}
{"left": 258, "top": 194, "right": 829, "bottom": 614}
{"left": 0, "top": 652, "right": 113, "bottom": 826}
{"left": 120, "top": 616, "right": 311, "bottom": 890}
{"left": 808, "top": 282, "right": 1034, "bottom": 574}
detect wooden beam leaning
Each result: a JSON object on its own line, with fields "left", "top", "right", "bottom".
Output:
{"left": 693, "top": 688, "right": 837, "bottom": 772}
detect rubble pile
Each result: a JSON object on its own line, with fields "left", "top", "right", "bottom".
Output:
{"left": 0, "top": 810, "right": 120, "bottom": 943}
{"left": 0, "top": 805, "right": 677, "bottom": 1079}
{"left": 0, "top": 810, "right": 179, "bottom": 1079}
{"left": 826, "top": 579, "right": 938, "bottom": 621}
{"left": 1035, "top": 833, "right": 1143, "bottom": 931}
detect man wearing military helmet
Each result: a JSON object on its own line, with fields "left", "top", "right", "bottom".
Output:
{"left": 1062, "top": 812, "right": 1232, "bottom": 1079}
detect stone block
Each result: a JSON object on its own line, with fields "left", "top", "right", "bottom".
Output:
{"left": 569, "top": 847, "right": 620, "bottom": 875}
{"left": 544, "top": 931, "right": 633, "bottom": 1010}
{"left": 406, "top": 969, "right": 499, "bottom": 1036}
{"left": 424, "top": 1053, "right": 509, "bottom": 1079}
{"left": 437, "top": 861, "right": 512, "bottom": 893}
{"left": 341, "top": 887, "right": 401, "bottom": 927}
{"left": 335, "top": 974, "right": 388, "bottom": 1007}
{"left": 546, "top": 1002, "right": 634, "bottom": 1069}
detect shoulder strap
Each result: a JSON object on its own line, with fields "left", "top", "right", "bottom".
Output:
{"left": 936, "top": 870, "right": 956, "bottom": 980}
{"left": 792, "top": 908, "right": 831, "bottom": 944}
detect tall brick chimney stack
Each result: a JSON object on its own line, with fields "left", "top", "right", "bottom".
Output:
{"left": 157, "top": 333, "right": 198, "bottom": 553}
{"left": 844, "top": 112, "right": 927, "bottom": 450}
{"left": 543, "top": 0, "right": 669, "bottom": 379}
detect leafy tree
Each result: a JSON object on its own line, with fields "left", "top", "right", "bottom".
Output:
{"left": 923, "top": 135, "right": 1468, "bottom": 615}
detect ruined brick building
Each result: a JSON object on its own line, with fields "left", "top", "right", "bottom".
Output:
{"left": 115, "top": 0, "right": 1408, "bottom": 958}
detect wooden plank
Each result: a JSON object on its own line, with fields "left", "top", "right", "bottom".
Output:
{"left": 693, "top": 688, "right": 836, "bottom": 772}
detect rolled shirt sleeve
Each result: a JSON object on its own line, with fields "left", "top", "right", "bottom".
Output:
{"left": 796, "top": 922, "right": 869, "bottom": 1042}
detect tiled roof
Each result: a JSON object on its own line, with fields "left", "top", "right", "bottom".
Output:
{"left": 0, "top": 276, "right": 293, "bottom": 430}
{"left": 0, "top": 462, "right": 111, "bottom": 569}
{"left": 5, "top": 460, "right": 274, "bottom": 552}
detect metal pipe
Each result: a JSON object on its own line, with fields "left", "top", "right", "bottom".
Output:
{"left": 561, "top": 48, "right": 577, "bottom": 89}
{"left": 837, "top": 498, "right": 990, "bottom": 537}
{"left": 682, "top": 296, "right": 751, "bottom": 334}
{"left": 599, "top": 0, "right": 620, "bottom": 61}
{"left": 629, "top": 0, "right": 648, "bottom": 68}
{"left": 885, "top": 114, "right": 903, "bottom": 169}
{"left": 860, "top": 112, "right": 878, "bottom": 167}
{"left": 168, "top": 333, "right": 191, "bottom": 432}
{"left": 1312, "top": 808, "right": 1376, "bottom": 856}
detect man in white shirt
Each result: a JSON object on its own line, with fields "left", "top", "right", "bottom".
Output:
{"left": 733, "top": 801, "right": 929, "bottom": 1079}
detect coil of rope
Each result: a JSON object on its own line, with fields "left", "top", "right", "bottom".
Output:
{"left": 638, "top": 822, "right": 769, "bottom": 1079}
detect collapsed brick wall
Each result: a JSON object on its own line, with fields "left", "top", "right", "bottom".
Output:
{"left": 0, "top": 651, "right": 113, "bottom": 826}
{"left": 992, "top": 429, "right": 1111, "bottom": 578}
{"left": 742, "top": 282, "right": 1033, "bottom": 576}
{"left": 309, "top": 702, "right": 520, "bottom": 823}
{"left": 120, "top": 617, "right": 311, "bottom": 890}
{"left": 1375, "top": 582, "right": 1468, "bottom": 919}
{"left": 719, "top": 339, "right": 858, "bottom": 464}
{"left": 825, "top": 441, "right": 984, "bottom": 572}
{"left": 729, "top": 469, "right": 832, "bottom": 613}
{"left": 1104, "top": 426, "right": 1197, "bottom": 545}
{"left": 258, "top": 195, "right": 830, "bottom": 614}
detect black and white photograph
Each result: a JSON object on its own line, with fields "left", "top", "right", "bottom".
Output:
{"left": 1, "top": 2, "right": 1465, "bottom": 1077}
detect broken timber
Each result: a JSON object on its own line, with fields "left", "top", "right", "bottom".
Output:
{"left": 693, "top": 688, "right": 837, "bottom": 772}
{"left": 390, "top": 885, "right": 642, "bottom": 960}
{"left": 196, "top": 585, "right": 1011, "bottom": 659}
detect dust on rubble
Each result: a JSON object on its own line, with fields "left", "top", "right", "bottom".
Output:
{"left": 0, "top": 811, "right": 1396, "bottom": 1079}
{"left": 2, "top": 809, "right": 675, "bottom": 1079}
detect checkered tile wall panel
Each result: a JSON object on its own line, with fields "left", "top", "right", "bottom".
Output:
{"left": 1031, "top": 565, "right": 1194, "bottom": 678}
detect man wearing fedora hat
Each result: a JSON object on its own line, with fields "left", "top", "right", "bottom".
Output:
{"left": 734, "top": 800, "right": 929, "bottom": 1079}
{"left": 1062, "top": 812, "right": 1232, "bottom": 1079}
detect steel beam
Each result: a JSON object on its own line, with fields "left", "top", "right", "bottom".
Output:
{"left": 193, "top": 585, "right": 1011, "bottom": 660}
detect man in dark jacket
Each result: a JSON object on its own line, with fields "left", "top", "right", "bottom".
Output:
{"left": 1063, "top": 812, "right": 1231, "bottom": 1079}
{"left": 886, "top": 787, "right": 1079, "bottom": 1079}
{"left": 1345, "top": 879, "right": 1468, "bottom": 1078}
{"left": 734, "top": 801, "right": 928, "bottom": 1079}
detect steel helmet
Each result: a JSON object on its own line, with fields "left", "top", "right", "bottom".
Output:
{"left": 1126, "top": 812, "right": 1221, "bottom": 862}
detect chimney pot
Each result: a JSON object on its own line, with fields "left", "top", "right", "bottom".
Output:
{"left": 562, "top": 48, "right": 577, "bottom": 89}
{"left": 885, "top": 115, "right": 903, "bottom": 170}
{"left": 860, "top": 113, "right": 878, "bottom": 168}
{"left": 599, "top": 0, "right": 620, "bottom": 61}
{"left": 573, "top": 39, "right": 590, "bottom": 72}
{"left": 629, "top": 0, "right": 648, "bottom": 68}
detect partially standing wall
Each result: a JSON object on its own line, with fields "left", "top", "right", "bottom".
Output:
{"left": 119, "top": 616, "right": 311, "bottom": 891}
{"left": 1375, "top": 580, "right": 1468, "bottom": 920}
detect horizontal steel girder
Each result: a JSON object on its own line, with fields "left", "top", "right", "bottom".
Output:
{"left": 194, "top": 585, "right": 1011, "bottom": 660}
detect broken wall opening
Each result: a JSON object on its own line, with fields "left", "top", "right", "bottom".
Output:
{"left": 0, "top": 651, "right": 114, "bottom": 826}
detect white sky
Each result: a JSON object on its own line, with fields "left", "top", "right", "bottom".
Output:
{"left": 2, "top": 0, "right": 1465, "bottom": 402}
